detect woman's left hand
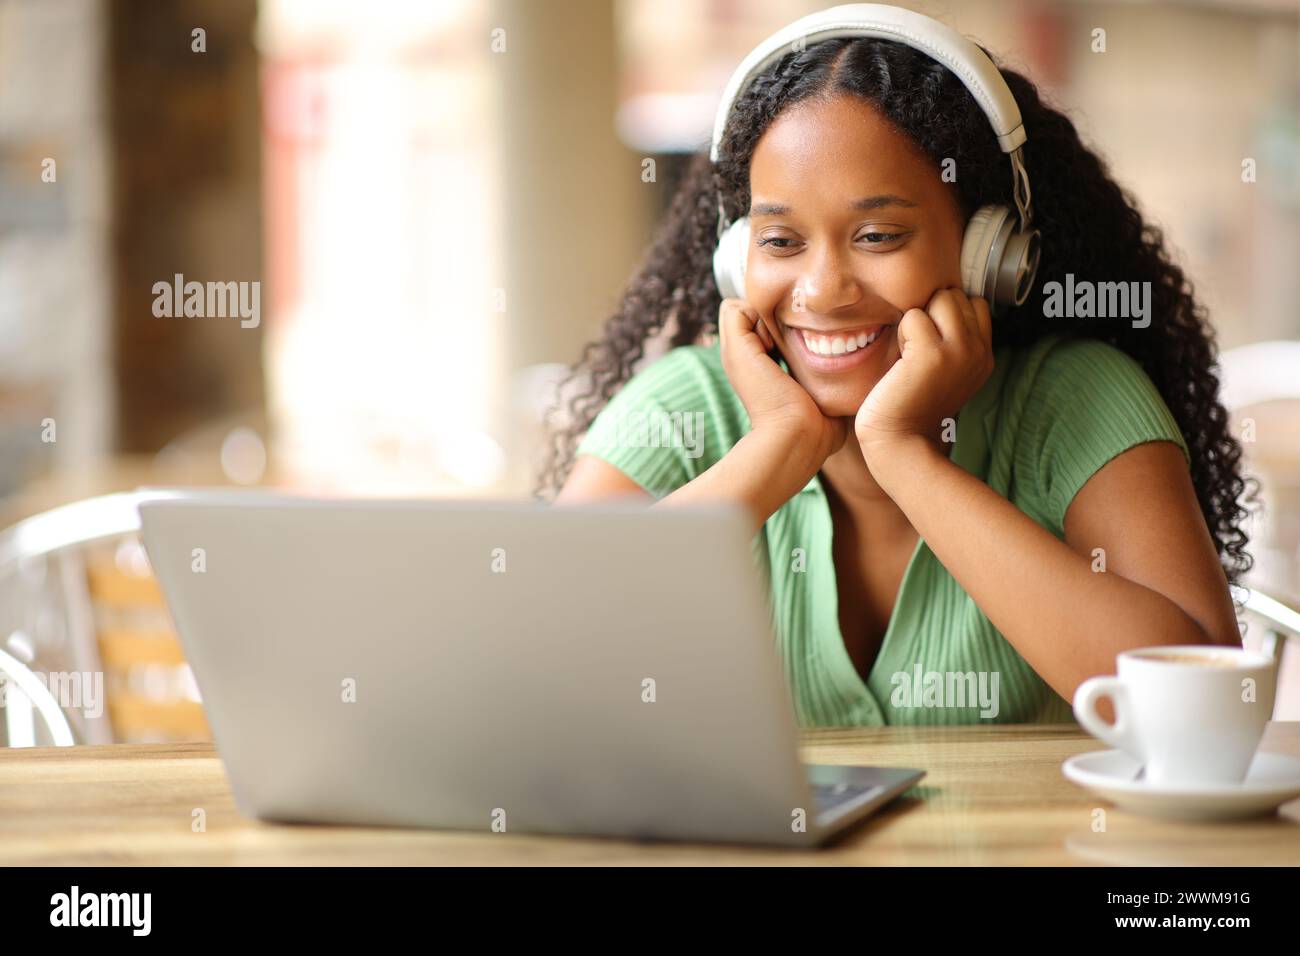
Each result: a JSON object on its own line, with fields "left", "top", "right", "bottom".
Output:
{"left": 854, "top": 287, "right": 994, "bottom": 464}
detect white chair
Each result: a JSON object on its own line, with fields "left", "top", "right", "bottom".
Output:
{"left": 1219, "top": 340, "right": 1300, "bottom": 717}
{"left": 0, "top": 490, "right": 185, "bottom": 746}
{"left": 0, "top": 644, "right": 74, "bottom": 747}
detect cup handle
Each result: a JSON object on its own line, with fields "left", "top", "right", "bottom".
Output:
{"left": 1073, "top": 676, "right": 1143, "bottom": 760}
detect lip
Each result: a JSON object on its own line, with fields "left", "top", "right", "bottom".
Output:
{"left": 784, "top": 322, "right": 892, "bottom": 372}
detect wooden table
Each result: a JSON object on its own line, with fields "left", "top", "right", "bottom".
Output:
{"left": 3, "top": 723, "right": 1298, "bottom": 865}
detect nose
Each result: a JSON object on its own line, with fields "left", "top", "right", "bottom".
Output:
{"left": 796, "top": 241, "right": 862, "bottom": 315}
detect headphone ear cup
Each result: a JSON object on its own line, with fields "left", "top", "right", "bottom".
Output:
{"left": 961, "top": 204, "right": 1041, "bottom": 314}
{"left": 1001, "top": 226, "right": 1042, "bottom": 308}
{"left": 712, "top": 217, "right": 750, "bottom": 300}
{"left": 960, "top": 205, "right": 1013, "bottom": 307}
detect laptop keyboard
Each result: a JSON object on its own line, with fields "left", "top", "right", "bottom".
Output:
{"left": 810, "top": 781, "right": 886, "bottom": 817}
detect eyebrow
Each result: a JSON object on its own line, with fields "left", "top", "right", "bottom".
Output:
{"left": 749, "top": 194, "right": 920, "bottom": 216}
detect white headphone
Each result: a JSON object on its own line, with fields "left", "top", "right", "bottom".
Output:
{"left": 710, "top": 3, "right": 1041, "bottom": 314}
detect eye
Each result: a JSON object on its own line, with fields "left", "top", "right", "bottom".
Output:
{"left": 755, "top": 236, "right": 798, "bottom": 250}
{"left": 858, "top": 231, "right": 905, "bottom": 245}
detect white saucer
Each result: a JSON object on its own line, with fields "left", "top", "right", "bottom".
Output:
{"left": 1062, "top": 749, "right": 1300, "bottom": 821}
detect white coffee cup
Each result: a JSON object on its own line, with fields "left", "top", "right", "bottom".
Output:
{"left": 1073, "top": 645, "right": 1277, "bottom": 786}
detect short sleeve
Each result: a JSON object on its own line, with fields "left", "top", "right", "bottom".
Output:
{"left": 575, "top": 343, "right": 744, "bottom": 499}
{"left": 1015, "top": 337, "right": 1191, "bottom": 534}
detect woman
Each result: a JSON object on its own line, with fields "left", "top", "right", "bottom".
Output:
{"left": 538, "top": 21, "right": 1254, "bottom": 726}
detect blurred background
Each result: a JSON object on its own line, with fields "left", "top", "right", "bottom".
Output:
{"left": 0, "top": 0, "right": 1297, "bottom": 743}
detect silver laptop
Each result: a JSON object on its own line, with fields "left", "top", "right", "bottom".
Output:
{"left": 138, "top": 492, "right": 923, "bottom": 848}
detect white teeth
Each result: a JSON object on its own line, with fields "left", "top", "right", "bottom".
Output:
{"left": 801, "top": 327, "right": 882, "bottom": 356}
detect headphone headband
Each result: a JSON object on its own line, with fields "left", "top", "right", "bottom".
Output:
{"left": 709, "top": 3, "right": 1027, "bottom": 163}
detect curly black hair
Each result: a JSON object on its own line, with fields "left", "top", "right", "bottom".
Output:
{"left": 537, "top": 36, "right": 1257, "bottom": 588}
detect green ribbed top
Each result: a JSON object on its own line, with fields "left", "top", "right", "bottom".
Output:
{"left": 576, "top": 334, "right": 1190, "bottom": 726}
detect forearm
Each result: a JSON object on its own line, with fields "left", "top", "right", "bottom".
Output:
{"left": 866, "top": 437, "right": 1221, "bottom": 702}
{"left": 660, "top": 428, "right": 820, "bottom": 536}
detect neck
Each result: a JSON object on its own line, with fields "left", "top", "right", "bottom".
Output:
{"left": 820, "top": 424, "right": 895, "bottom": 510}
{"left": 819, "top": 418, "right": 949, "bottom": 522}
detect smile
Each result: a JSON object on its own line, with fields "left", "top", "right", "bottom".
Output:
{"left": 785, "top": 323, "right": 891, "bottom": 371}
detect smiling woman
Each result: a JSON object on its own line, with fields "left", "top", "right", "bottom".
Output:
{"left": 541, "top": 6, "right": 1254, "bottom": 727}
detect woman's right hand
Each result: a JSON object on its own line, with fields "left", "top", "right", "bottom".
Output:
{"left": 717, "top": 298, "right": 849, "bottom": 463}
